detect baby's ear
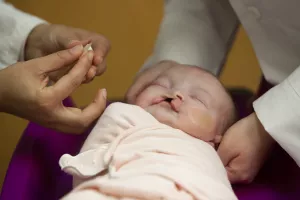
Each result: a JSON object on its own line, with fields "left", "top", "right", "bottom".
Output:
{"left": 213, "top": 134, "right": 223, "bottom": 146}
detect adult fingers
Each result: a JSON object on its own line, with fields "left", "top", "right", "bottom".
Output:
{"left": 226, "top": 164, "right": 254, "bottom": 184}
{"left": 69, "top": 40, "right": 107, "bottom": 76}
{"left": 125, "top": 63, "right": 173, "bottom": 103}
{"left": 49, "top": 51, "right": 93, "bottom": 100}
{"left": 81, "top": 88, "right": 107, "bottom": 123}
{"left": 67, "top": 39, "right": 91, "bottom": 49}
{"left": 83, "top": 66, "right": 97, "bottom": 83}
{"left": 217, "top": 137, "right": 239, "bottom": 167}
{"left": 37, "top": 45, "right": 84, "bottom": 73}
{"left": 226, "top": 167, "right": 241, "bottom": 184}
{"left": 55, "top": 88, "right": 107, "bottom": 134}
{"left": 90, "top": 36, "right": 111, "bottom": 67}
{"left": 125, "top": 69, "right": 157, "bottom": 104}
{"left": 95, "top": 58, "right": 107, "bottom": 76}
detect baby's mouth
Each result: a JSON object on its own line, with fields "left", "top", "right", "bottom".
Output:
{"left": 152, "top": 97, "right": 179, "bottom": 112}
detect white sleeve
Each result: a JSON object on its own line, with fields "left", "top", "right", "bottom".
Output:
{"left": 140, "top": 0, "right": 238, "bottom": 75}
{"left": 0, "top": 0, "right": 47, "bottom": 70}
{"left": 253, "top": 66, "right": 300, "bottom": 166}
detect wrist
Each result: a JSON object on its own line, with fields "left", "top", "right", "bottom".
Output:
{"left": 25, "top": 23, "right": 50, "bottom": 60}
{"left": 252, "top": 112, "right": 276, "bottom": 145}
{"left": 0, "top": 68, "right": 9, "bottom": 112}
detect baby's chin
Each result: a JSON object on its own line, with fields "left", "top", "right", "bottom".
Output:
{"left": 144, "top": 106, "right": 177, "bottom": 128}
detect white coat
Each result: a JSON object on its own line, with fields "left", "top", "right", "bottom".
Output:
{"left": 142, "top": 0, "right": 300, "bottom": 166}
{"left": 1, "top": 0, "right": 300, "bottom": 165}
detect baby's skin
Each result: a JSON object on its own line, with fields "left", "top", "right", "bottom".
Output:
{"left": 136, "top": 65, "right": 236, "bottom": 145}
{"left": 59, "top": 65, "right": 237, "bottom": 200}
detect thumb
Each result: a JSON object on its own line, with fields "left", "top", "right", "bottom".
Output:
{"left": 55, "top": 88, "right": 107, "bottom": 134}
{"left": 81, "top": 88, "right": 107, "bottom": 124}
{"left": 38, "top": 45, "right": 84, "bottom": 73}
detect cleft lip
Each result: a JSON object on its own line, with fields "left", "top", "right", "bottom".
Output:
{"left": 151, "top": 97, "right": 165, "bottom": 105}
{"left": 151, "top": 96, "right": 180, "bottom": 112}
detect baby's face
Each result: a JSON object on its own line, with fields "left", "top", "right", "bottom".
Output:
{"left": 135, "top": 65, "right": 235, "bottom": 143}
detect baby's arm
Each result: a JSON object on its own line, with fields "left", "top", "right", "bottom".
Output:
{"left": 59, "top": 103, "right": 159, "bottom": 180}
{"left": 59, "top": 103, "right": 130, "bottom": 178}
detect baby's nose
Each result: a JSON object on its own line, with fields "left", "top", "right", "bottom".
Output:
{"left": 170, "top": 92, "right": 184, "bottom": 112}
{"left": 174, "top": 92, "right": 184, "bottom": 101}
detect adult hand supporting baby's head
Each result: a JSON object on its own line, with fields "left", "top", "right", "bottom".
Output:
{"left": 125, "top": 60, "right": 179, "bottom": 104}
{"left": 217, "top": 113, "right": 275, "bottom": 184}
{"left": 25, "top": 24, "right": 111, "bottom": 83}
{"left": 126, "top": 60, "right": 236, "bottom": 142}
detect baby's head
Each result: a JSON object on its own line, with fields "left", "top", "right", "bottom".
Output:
{"left": 134, "top": 65, "right": 236, "bottom": 146}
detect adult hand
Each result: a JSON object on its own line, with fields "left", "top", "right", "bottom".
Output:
{"left": 126, "top": 60, "right": 179, "bottom": 103}
{"left": 25, "top": 24, "right": 111, "bottom": 83}
{"left": 217, "top": 113, "right": 275, "bottom": 183}
{"left": 0, "top": 45, "right": 106, "bottom": 134}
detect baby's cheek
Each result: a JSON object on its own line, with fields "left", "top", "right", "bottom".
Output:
{"left": 188, "top": 109, "right": 213, "bottom": 127}
{"left": 185, "top": 109, "right": 216, "bottom": 140}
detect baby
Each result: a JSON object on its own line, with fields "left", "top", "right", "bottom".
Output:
{"left": 59, "top": 65, "right": 238, "bottom": 200}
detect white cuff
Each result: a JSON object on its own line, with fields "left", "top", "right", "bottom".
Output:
{"left": 253, "top": 67, "right": 300, "bottom": 166}
{"left": 0, "top": 2, "right": 47, "bottom": 70}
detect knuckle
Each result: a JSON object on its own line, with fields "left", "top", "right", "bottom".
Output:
{"left": 97, "top": 65, "right": 107, "bottom": 75}
{"left": 55, "top": 51, "right": 68, "bottom": 65}
{"left": 96, "top": 36, "right": 111, "bottom": 53}
{"left": 239, "top": 172, "right": 253, "bottom": 183}
{"left": 83, "top": 78, "right": 92, "bottom": 84}
{"left": 56, "top": 50, "right": 66, "bottom": 60}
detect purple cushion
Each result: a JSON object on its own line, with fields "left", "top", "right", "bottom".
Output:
{"left": 234, "top": 145, "right": 300, "bottom": 199}
{"left": 1, "top": 98, "right": 300, "bottom": 200}
{"left": 1, "top": 98, "right": 89, "bottom": 200}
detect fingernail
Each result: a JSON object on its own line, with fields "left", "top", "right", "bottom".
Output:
{"left": 69, "top": 40, "right": 80, "bottom": 45}
{"left": 88, "top": 51, "right": 94, "bottom": 61}
{"left": 70, "top": 45, "right": 83, "bottom": 54}
{"left": 102, "top": 88, "right": 107, "bottom": 99}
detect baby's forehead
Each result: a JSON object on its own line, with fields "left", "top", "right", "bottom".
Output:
{"left": 160, "top": 66, "right": 220, "bottom": 88}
